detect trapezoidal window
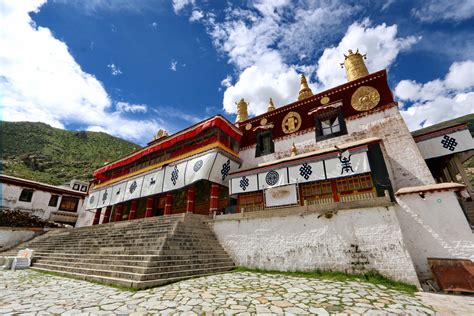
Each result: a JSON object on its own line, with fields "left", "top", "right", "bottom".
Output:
{"left": 255, "top": 129, "right": 274, "bottom": 157}
{"left": 59, "top": 196, "right": 79, "bottom": 212}
{"left": 315, "top": 109, "right": 347, "bottom": 141}
{"left": 19, "top": 189, "right": 34, "bottom": 202}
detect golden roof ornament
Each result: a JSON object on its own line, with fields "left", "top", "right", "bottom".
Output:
{"left": 153, "top": 128, "right": 168, "bottom": 141}
{"left": 291, "top": 143, "right": 298, "bottom": 157}
{"left": 267, "top": 97, "right": 276, "bottom": 112}
{"left": 298, "top": 74, "right": 313, "bottom": 101}
{"left": 235, "top": 98, "right": 249, "bottom": 123}
{"left": 341, "top": 49, "right": 369, "bottom": 82}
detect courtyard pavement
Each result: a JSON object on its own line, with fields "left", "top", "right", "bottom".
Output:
{"left": 0, "top": 270, "right": 472, "bottom": 315}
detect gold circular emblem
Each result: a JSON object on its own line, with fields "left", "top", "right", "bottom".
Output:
{"left": 245, "top": 123, "right": 252, "bottom": 130}
{"left": 260, "top": 118, "right": 268, "bottom": 126}
{"left": 282, "top": 111, "right": 302, "bottom": 134}
{"left": 351, "top": 86, "right": 380, "bottom": 111}
{"left": 320, "top": 96, "right": 330, "bottom": 105}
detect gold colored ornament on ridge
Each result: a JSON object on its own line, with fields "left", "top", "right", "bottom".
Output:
{"left": 245, "top": 123, "right": 252, "bottom": 130}
{"left": 351, "top": 86, "right": 380, "bottom": 111}
{"left": 282, "top": 111, "right": 302, "bottom": 134}
{"left": 320, "top": 96, "right": 330, "bottom": 105}
{"left": 260, "top": 118, "right": 268, "bottom": 126}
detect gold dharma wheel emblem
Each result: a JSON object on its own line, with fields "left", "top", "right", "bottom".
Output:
{"left": 245, "top": 123, "right": 252, "bottom": 130}
{"left": 282, "top": 111, "right": 302, "bottom": 134}
{"left": 320, "top": 96, "right": 330, "bottom": 105}
{"left": 260, "top": 118, "right": 268, "bottom": 126}
{"left": 351, "top": 86, "right": 380, "bottom": 111}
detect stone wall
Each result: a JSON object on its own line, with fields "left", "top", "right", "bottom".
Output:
{"left": 395, "top": 190, "right": 474, "bottom": 281}
{"left": 0, "top": 227, "right": 38, "bottom": 252}
{"left": 212, "top": 205, "right": 420, "bottom": 286}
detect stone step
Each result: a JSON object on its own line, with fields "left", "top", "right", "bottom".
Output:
{"left": 36, "top": 259, "right": 234, "bottom": 274}
{"left": 31, "top": 266, "right": 232, "bottom": 290}
{"left": 32, "top": 262, "right": 234, "bottom": 282}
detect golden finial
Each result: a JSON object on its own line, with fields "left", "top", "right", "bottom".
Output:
{"left": 291, "top": 143, "right": 298, "bottom": 157}
{"left": 267, "top": 97, "right": 276, "bottom": 112}
{"left": 298, "top": 74, "right": 313, "bottom": 101}
{"left": 153, "top": 128, "right": 168, "bottom": 141}
{"left": 235, "top": 98, "right": 249, "bottom": 123}
{"left": 340, "top": 49, "right": 369, "bottom": 82}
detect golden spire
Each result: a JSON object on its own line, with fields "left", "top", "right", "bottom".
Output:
{"left": 267, "top": 97, "right": 276, "bottom": 112}
{"left": 341, "top": 49, "right": 369, "bottom": 82}
{"left": 298, "top": 74, "right": 313, "bottom": 101}
{"left": 235, "top": 98, "right": 249, "bottom": 123}
{"left": 291, "top": 143, "right": 298, "bottom": 156}
{"left": 153, "top": 128, "right": 168, "bottom": 141}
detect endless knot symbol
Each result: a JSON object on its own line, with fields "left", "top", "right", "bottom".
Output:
{"left": 89, "top": 195, "right": 95, "bottom": 204}
{"left": 171, "top": 166, "right": 179, "bottom": 185}
{"left": 339, "top": 154, "right": 354, "bottom": 175}
{"left": 265, "top": 170, "right": 279, "bottom": 186}
{"left": 441, "top": 135, "right": 458, "bottom": 151}
{"left": 102, "top": 191, "right": 108, "bottom": 202}
{"left": 299, "top": 163, "right": 313, "bottom": 180}
{"left": 129, "top": 181, "right": 138, "bottom": 193}
{"left": 193, "top": 160, "right": 203, "bottom": 172}
{"left": 240, "top": 176, "right": 250, "bottom": 191}
{"left": 149, "top": 177, "right": 156, "bottom": 186}
{"left": 221, "top": 159, "right": 231, "bottom": 181}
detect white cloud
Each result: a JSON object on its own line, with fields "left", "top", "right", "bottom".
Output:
{"left": 396, "top": 60, "right": 474, "bottom": 130}
{"left": 0, "top": 0, "right": 161, "bottom": 144}
{"left": 220, "top": 75, "right": 233, "bottom": 88}
{"left": 412, "top": 0, "right": 474, "bottom": 22}
{"left": 170, "top": 60, "right": 177, "bottom": 71}
{"left": 107, "top": 63, "right": 122, "bottom": 76}
{"left": 316, "top": 19, "right": 419, "bottom": 89}
{"left": 116, "top": 102, "right": 148, "bottom": 113}
{"left": 172, "top": 0, "right": 195, "bottom": 13}
{"left": 151, "top": 22, "right": 158, "bottom": 29}
{"left": 189, "top": 10, "right": 204, "bottom": 22}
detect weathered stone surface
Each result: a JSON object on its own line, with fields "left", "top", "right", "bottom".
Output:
{"left": 0, "top": 270, "right": 458, "bottom": 315}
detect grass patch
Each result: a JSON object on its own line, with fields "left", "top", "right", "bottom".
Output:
{"left": 233, "top": 267, "right": 418, "bottom": 294}
{"left": 30, "top": 269, "right": 139, "bottom": 292}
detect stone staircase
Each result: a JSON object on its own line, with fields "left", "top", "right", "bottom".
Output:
{"left": 1, "top": 213, "right": 234, "bottom": 289}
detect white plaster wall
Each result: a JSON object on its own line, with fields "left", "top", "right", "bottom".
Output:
{"left": 0, "top": 228, "right": 36, "bottom": 251}
{"left": 212, "top": 206, "right": 420, "bottom": 286}
{"left": 395, "top": 191, "right": 474, "bottom": 281}
{"left": 1, "top": 183, "right": 59, "bottom": 220}
{"left": 239, "top": 107, "right": 434, "bottom": 190}
{"left": 1, "top": 183, "right": 86, "bottom": 223}
{"left": 75, "top": 207, "right": 96, "bottom": 228}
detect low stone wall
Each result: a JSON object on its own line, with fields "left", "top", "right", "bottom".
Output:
{"left": 0, "top": 227, "right": 42, "bottom": 252}
{"left": 212, "top": 203, "right": 420, "bottom": 286}
{"left": 395, "top": 190, "right": 474, "bottom": 281}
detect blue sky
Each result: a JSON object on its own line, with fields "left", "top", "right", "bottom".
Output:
{"left": 1, "top": 0, "right": 473, "bottom": 145}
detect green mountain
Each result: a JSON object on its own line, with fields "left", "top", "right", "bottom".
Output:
{"left": 1, "top": 121, "right": 140, "bottom": 185}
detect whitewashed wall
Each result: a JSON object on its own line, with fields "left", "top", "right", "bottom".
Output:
{"left": 1, "top": 183, "right": 85, "bottom": 222}
{"left": 0, "top": 228, "right": 37, "bottom": 251}
{"left": 239, "top": 106, "right": 434, "bottom": 190}
{"left": 395, "top": 191, "right": 474, "bottom": 281}
{"left": 75, "top": 208, "right": 96, "bottom": 228}
{"left": 212, "top": 206, "right": 420, "bottom": 286}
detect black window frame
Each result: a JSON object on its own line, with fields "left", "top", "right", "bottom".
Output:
{"left": 315, "top": 109, "right": 347, "bottom": 141}
{"left": 80, "top": 185, "right": 88, "bottom": 192}
{"left": 48, "top": 194, "right": 60, "bottom": 207}
{"left": 19, "top": 189, "right": 34, "bottom": 202}
{"left": 255, "top": 129, "right": 274, "bottom": 157}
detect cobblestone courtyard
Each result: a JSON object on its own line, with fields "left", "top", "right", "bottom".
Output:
{"left": 1, "top": 270, "right": 473, "bottom": 315}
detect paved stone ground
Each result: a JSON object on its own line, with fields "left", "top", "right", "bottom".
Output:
{"left": 0, "top": 270, "right": 470, "bottom": 315}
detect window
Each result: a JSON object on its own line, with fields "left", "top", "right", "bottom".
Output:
{"left": 48, "top": 195, "right": 59, "bottom": 207}
{"left": 239, "top": 192, "right": 263, "bottom": 212}
{"left": 19, "top": 189, "right": 34, "bottom": 202}
{"left": 256, "top": 130, "right": 274, "bottom": 157}
{"left": 59, "top": 196, "right": 79, "bottom": 212}
{"left": 315, "top": 109, "right": 347, "bottom": 141}
{"left": 72, "top": 183, "right": 80, "bottom": 190}
{"left": 80, "top": 185, "right": 88, "bottom": 192}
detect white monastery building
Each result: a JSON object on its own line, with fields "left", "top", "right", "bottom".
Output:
{"left": 77, "top": 50, "right": 474, "bottom": 287}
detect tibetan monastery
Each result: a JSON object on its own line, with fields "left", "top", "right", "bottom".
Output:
{"left": 76, "top": 50, "right": 474, "bottom": 286}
